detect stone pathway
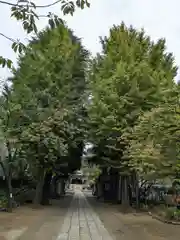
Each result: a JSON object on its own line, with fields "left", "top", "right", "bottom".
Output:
{"left": 57, "top": 189, "right": 113, "bottom": 240}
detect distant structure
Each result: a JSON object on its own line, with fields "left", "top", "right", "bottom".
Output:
{"left": 70, "top": 170, "right": 87, "bottom": 184}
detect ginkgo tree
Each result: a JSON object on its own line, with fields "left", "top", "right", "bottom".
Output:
{"left": 0, "top": 23, "right": 89, "bottom": 208}
{"left": 126, "top": 98, "right": 180, "bottom": 182}
{"left": 88, "top": 22, "right": 178, "bottom": 204}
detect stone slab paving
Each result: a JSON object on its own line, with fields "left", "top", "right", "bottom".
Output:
{"left": 57, "top": 189, "right": 113, "bottom": 240}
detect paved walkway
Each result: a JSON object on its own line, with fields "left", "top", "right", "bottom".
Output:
{"left": 57, "top": 189, "right": 113, "bottom": 240}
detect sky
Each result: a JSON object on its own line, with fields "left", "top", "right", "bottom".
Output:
{"left": 0, "top": 0, "right": 180, "bottom": 87}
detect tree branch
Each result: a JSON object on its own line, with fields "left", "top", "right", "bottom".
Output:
{"left": 0, "top": 32, "right": 16, "bottom": 42}
{"left": 0, "top": 0, "right": 62, "bottom": 8}
{"left": 0, "top": 11, "right": 48, "bottom": 43}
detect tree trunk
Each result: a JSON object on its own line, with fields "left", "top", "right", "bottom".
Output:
{"left": 97, "top": 181, "right": 103, "bottom": 200}
{"left": 0, "top": 160, "right": 13, "bottom": 212}
{"left": 7, "top": 174, "right": 13, "bottom": 212}
{"left": 62, "top": 179, "right": 65, "bottom": 195}
{"left": 121, "top": 175, "right": 129, "bottom": 206}
{"left": 117, "top": 175, "right": 121, "bottom": 203}
{"left": 56, "top": 179, "right": 62, "bottom": 197}
{"left": 41, "top": 171, "right": 52, "bottom": 205}
{"left": 135, "top": 173, "right": 140, "bottom": 208}
{"left": 33, "top": 168, "right": 45, "bottom": 206}
{"left": 51, "top": 176, "right": 57, "bottom": 199}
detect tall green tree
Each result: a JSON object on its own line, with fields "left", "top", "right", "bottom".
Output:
{"left": 88, "top": 23, "right": 177, "bottom": 203}
{"left": 1, "top": 23, "right": 89, "bottom": 205}
{"left": 126, "top": 97, "right": 180, "bottom": 181}
{"left": 0, "top": 85, "right": 23, "bottom": 211}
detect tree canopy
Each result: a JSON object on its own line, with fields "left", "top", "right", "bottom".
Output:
{"left": 1, "top": 20, "right": 180, "bottom": 208}
{"left": 0, "top": 23, "right": 89, "bottom": 206}
{"left": 88, "top": 23, "right": 178, "bottom": 178}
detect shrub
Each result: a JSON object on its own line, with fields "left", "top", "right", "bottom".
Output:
{"left": 0, "top": 190, "right": 8, "bottom": 209}
{"left": 174, "top": 209, "right": 180, "bottom": 221}
{"left": 165, "top": 207, "right": 180, "bottom": 221}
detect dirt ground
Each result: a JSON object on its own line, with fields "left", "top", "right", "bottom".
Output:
{"left": 1, "top": 190, "right": 180, "bottom": 240}
{"left": 86, "top": 193, "right": 180, "bottom": 240}
{"left": 0, "top": 192, "right": 73, "bottom": 240}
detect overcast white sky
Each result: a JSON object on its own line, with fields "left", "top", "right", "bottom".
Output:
{"left": 0, "top": 0, "right": 180, "bottom": 86}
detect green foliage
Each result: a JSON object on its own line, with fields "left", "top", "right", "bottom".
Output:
{"left": 0, "top": 57, "right": 13, "bottom": 68}
{"left": 88, "top": 22, "right": 178, "bottom": 177}
{"left": 126, "top": 103, "right": 180, "bottom": 179}
{"left": 165, "top": 207, "right": 180, "bottom": 221}
{"left": 0, "top": 194, "right": 8, "bottom": 209}
{"left": 82, "top": 164, "right": 101, "bottom": 182}
{"left": 0, "top": 24, "right": 89, "bottom": 183}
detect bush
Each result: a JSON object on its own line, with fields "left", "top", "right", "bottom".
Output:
{"left": 165, "top": 207, "right": 180, "bottom": 221}
{"left": 174, "top": 209, "right": 180, "bottom": 221}
{"left": 0, "top": 190, "right": 8, "bottom": 209}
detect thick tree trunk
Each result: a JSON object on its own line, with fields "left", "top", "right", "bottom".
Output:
{"left": 51, "top": 176, "right": 57, "bottom": 199}
{"left": 117, "top": 175, "right": 121, "bottom": 203}
{"left": 110, "top": 169, "right": 119, "bottom": 202}
{"left": 33, "top": 169, "right": 45, "bottom": 206}
{"left": 0, "top": 161, "right": 13, "bottom": 212}
{"left": 56, "top": 179, "right": 62, "bottom": 196}
{"left": 121, "top": 175, "right": 129, "bottom": 206}
{"left": 41, "top": 171, "right": 52, "bottom": 205}
{"left": 7, "top": 174, "right": 13, "bottom": 212}
{"left": 135, "top": 173, "right": 140, "bottom": 208}
{"left": 97, "top": 181, "right": 103, "bottom": 199}
{"left": 62, "top": 179, "right": 65, "bottom": 195}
